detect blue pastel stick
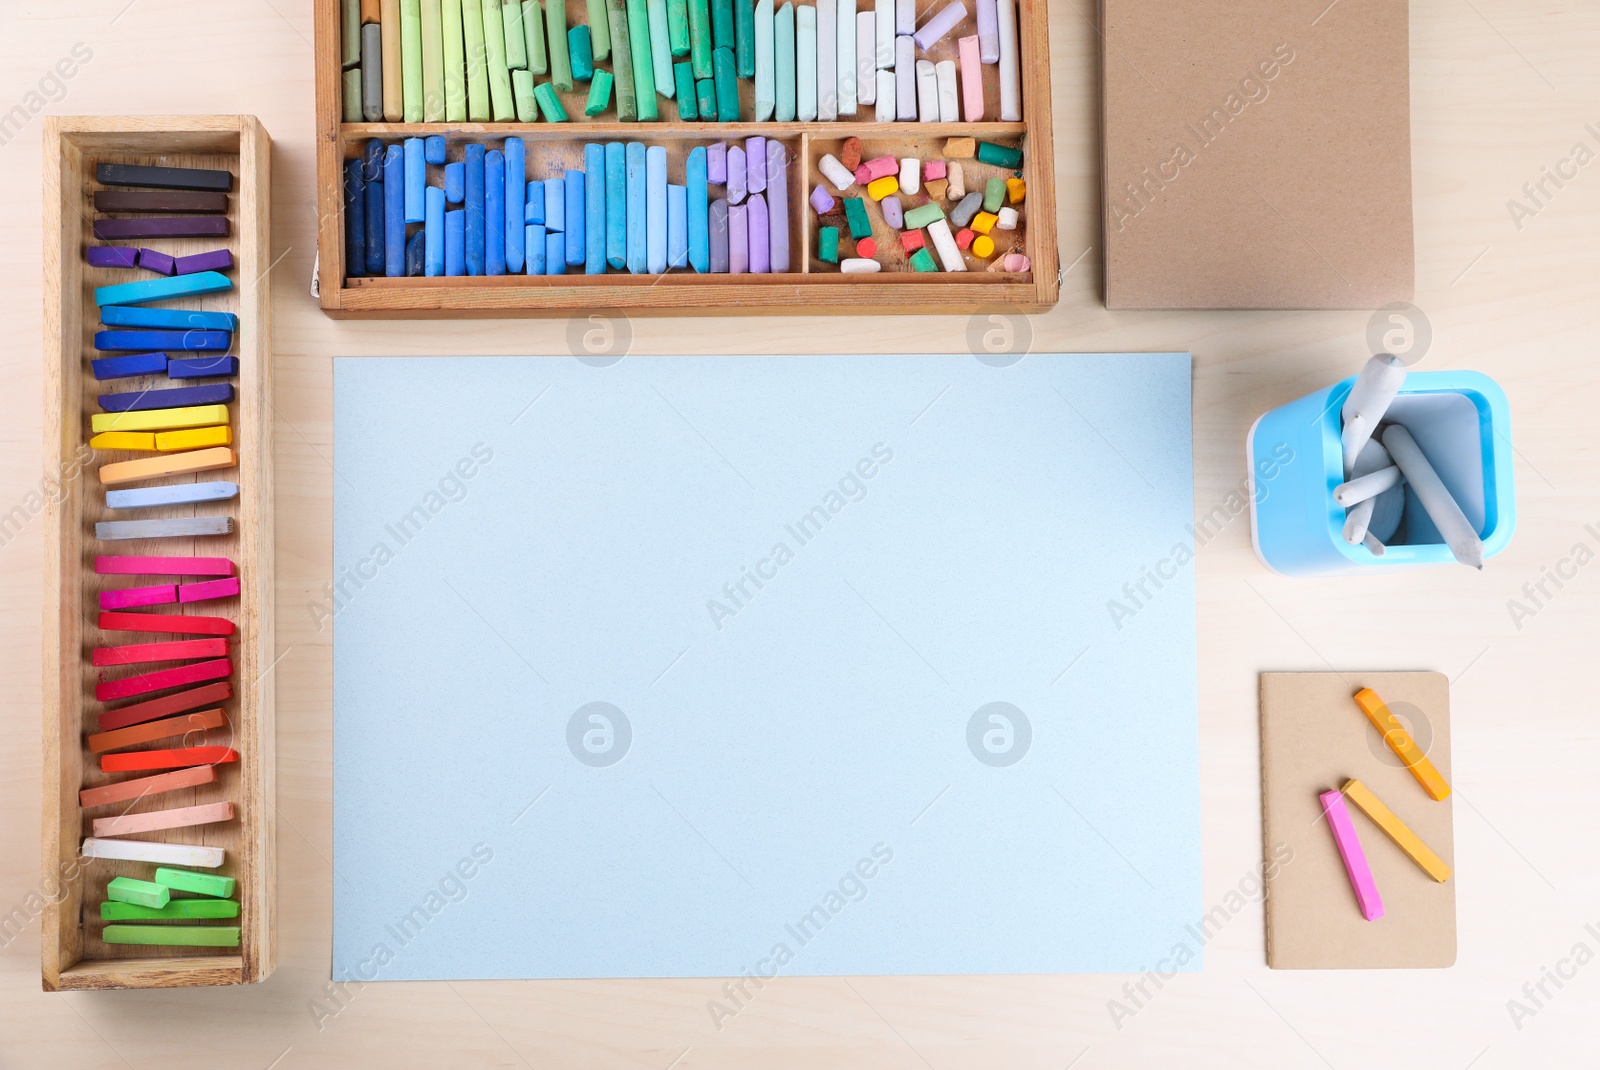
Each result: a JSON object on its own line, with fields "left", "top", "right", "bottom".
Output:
{"left": 505, "top": 138, "right": 526, "bottom": 273}
{"left": 404, "top": 137, "right": 425, "bottom": 223}
{"left": 91, "top": 352, "right": 169, "bottom": 381}
{"left": 405, "top": 229, "right": 426, "bottom": 276}
{"left": 345, "top": 158, "right": 366, "bottom": 277}
{"left": 687, "top": 146, "right": 709, "bottom": 273}
{"left": 584, "top": 144, "right": 606, "bottom": 274}
{"left": 93, "top": 272, "right": 232, "bottom": 308}
{"left": 107, "top": 482, "right": 238, "bottom": 509}
{"left": 425, "top": 186, "right": 445, "bottom": 276}
{"left": 94, "top": 330, "right": 230, "bottom": 352}
{"left": 445, "top": 209, "right": 465, "bottom": 275}
{"left": 424, "top": 134, "right": 447, "bottom": 165}
{"left": 485, "top": 149, "right": 506, "bottom": 275}
{"left": 626, "top": 142, "right": 647, "bottom": 274}
{"left": 464, "top": 144, "right": 486, "bottom": 275}
{"left": 525, "top": 180, "right": 545, "bottom": 225}
{"left": 564, "top": 168, "right": 585, "bottom": 267}
{"left": 101, "top": 306, "right": 238, "bottom": 332}
{"left": 167, "top": 355, "right": 240, "bottom": 379}
{"left": 526, "top": 224, "right": 547, "bottom": 274}
{"left": 605, "top": 142, "right": 627, "bottom": 270}
{"left": 646, "top": 146, "right": 668, "bottom": 274}
{"left": 543, "top": 177, "right": 564, "bottom": 233}
{"left": 667, "top": 183, "right": 688, "bottom": 268}
{"left": 365, "top": 175, "right": 385, "bottom": 275}
{"left": 99, "top": 383, "right": 233, "bottom": 413}
{"left": 444, "top": 161, "right": 465, "bottom": 204}
{"left": 384, "top": 145, "right": 405, "bottom": 276}
{"left": 545, "top": 229, "right": 566, "bottom": 275}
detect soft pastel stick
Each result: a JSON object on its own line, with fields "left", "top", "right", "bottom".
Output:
{"left": 774, "top": 1, "right": 795, "bottom": 120}
{"left": 875, "top": 0, "right": 894, "bottom": 65}
{"left": 712, "top": 0, "right": 735, "bottom": 49}
{"left": 180, "top": 576, "right": 242, "bottom": 603}
{"left": 88, "top": 246, "right": 140, "bottom": 269}
{"left": 1320, "top": 789, "right": 1384, "bottom": 921}
{"left": 365, "top": 170, "right": 385, "bottom": 276}
{"left": 913, "top": 0, "right": 965, "bottom": 51}
{"left": 767, "top": 138, "right": 789, "bottom": 271}
{"left": 464, "top": 143, "right": 486, "bottom": 275}
{"left": 95, "top": 659, "right": 233, "bottom": 703}
{"left": 525, "top": 224, "right": 546, "bottom": 273}
{"left": 584, "top": 67, "right": 614, "bottom": 114}
{"left": 345, "top": 159, "right": 366, "bottom": 273}
{"left": 94, "top": 801, "right": 235, "bottom": 839}
{"left": 503, "top": 0, "right": 528, "bottom": 68}
{"left": 837, "top": 0, "right": 856, "bottom": 115}
{"left": 91, "top": 641, "right": 230, "bottom": 671}
{"left": 695, "top": 75, "right": 717, "bottom": 117}
{"left": 689, "top": 0, "right": 713, "bottom": 77}
{"left": 99, "top": 584, "right": 177, "bottom": 611}
{"left": 587, "top": 0, "right": 611, "bottom": 59}
{"left": 485, "top": 149, "right": 506, "bottom": 274}
{"left": 545, "top": 0, "right": 572, "bottom": 89}
{"left": 686, "top": 145, "right": 709, "bottom": 272}
{"left": 544, "top": 176, "right": 565, "bottom": 232}
{"left": 713, "top": 44, "right": 740, "bottom": 119}
{"left": 96, "top": 613, "right": 235, "bottom": 640}
{"left": 728, "top": 201, "right": 748, "bottom": 273}
{"left": 544, "top": 228, "right": 566, "bottom": 275}
{"left": 98, "top": 382, "right": 234, "bottom": 411}
{"left": 82, "top": 837, "right": 224, "bottom": 869}
{"left": 607, "top": 1, "right": 638, "bottom": 121}
{"left": 91, "top": 352, "right": 168, "bottom": 380}
{"left": 78, "top": 765, "right": 218, "bottom": 809}
{"left": 384, "top": 145, "right": 405, "bottom": 276}
{"left": 101, "top": 899, "right": 238, "bottom": 921}
{"left": 746, "top": 135, "right": 767, "bottom": 194}
{"left": 95, "top": 517, "right": 233, "bottom": 541}
{"left": 856, "top": 9, "right": 875, "bottom": 104}
{"left": 570, "top": 24, "right": 596, "bottom": 80}
{"left": 585, "top": 144, "right": 607, "bottom": 274}
{"left": 89, "top": 431, "right": 155, "bottom": 450}
{"left": 605, "top": 142, "right": 628, "bottom": 269}
{"left": 895, "top": 33, "right": 915, "bottom": 119}
{"left": 667, "top": 183, "right": 688, "bottom": 268}
{"left": 406, "top": 205, "right": 427, "bottom": 274}
{"left": 91, "top": 404, "right": 229, "bottom": 434}
{"left": 563, "top": 168, "right": 586, "bottom": 267}
{"left": 707, "top": 140, "right": 727, "bottom": 183}
{"left": 422, "top": 0, "right": 446, "bottom": 119}
{"left": 748, "top": 193, "right": 770, "bottom": 273}
{"left": 95, "top": 329, "right": 230, "bottom": 353}
{"left": 155, "top": 867, "right": 237, "bottom": 899}
{"left": 958, "top": 34, "right": 983, "bottom": 120}
{"left": 99, "top": 448, "right": 237, "bottom": 488}
{"left": 646, "top": 146, "right": 668, "bottom": 273}
{"left": 626, "top": 141, "right": 648, "bottom": 273}
{"left": 154, "top": 426, "right": 232, "bottom": 451}
{"left": 727, "top": 145, "right": 747, "bottom": 203}
{"left": 343, "top": 0, "right": 362, "bottom": 65}
{"left": 100, "top": 745, "right": 239, "bottom": 773}
{"left": 362, "top": 21, "right": 385, "bottom": 119}
{"left": 106, "top": 482, "right": 237, "bottom": 510}
{"left": 445, "top": 209, "right": 465, "bottom": 275}
{"left": 1342, "top": 779, "right": 1452, "bottom": 882}
{"left": 402, "top": 0, "right": 425, "bottom": 120}
{"left": 709, "top": 197, "right": 730, "bottom": 271}
{"left": 462, "top": 0, "right": 491, "bottom": 118}
{"left": 383, "top": 0, "right": 404, "bottom": 118}
{"left": 426, "top": 186, "right": 445, "bottom": 275}
{"left": 107, "top": 877, "right": 169, "bottom": 908}
{"left": 93, "top": 272, "right": 231, "bottom": 308}
{"left": 482, "top": 0, "right": 515, "bottom": 118}
{"left": 1353, "top": 688, "right": 1451, "bottom": 800}
{"left": 674, "top": 60, "right": 698, "bottom": 117}
{"left": 100, "top": 306, "right": 238, "bottom": 331}
{"left": 734, "top": 0, "right": 755, "bottom": 74}
{"left": 627, "top": 0, "right": 659, "bottom": 119}
{"left": 443, "top": 0, "right": 469, "bottom": 119}
{"left": 102, "top": 925, "right": 240, "bottom": 948}
{"left": 171, "top": 249, "right": 233, "bottom": 276}
{"left": 996, "top": 0, "right": 1018, "bottom": 120}
{"left": 166, "top": 357, "right": 239, "bottom": 382}
{"left": 796, "top": 4, "right": 817, "bottom": 120}
{"left": 94, "top": 555, "right": 234, "bottom": 577}
{"left": 534, "top": 80, "right": 570, "bottom": 120}
{"left": 816, "top": 0, "right": 836, "bottom": 120}
{"left": 405, "top": 137, "right": 425, "bottom": 223}
{"left": 647, "top": 0, "right": 674, "bottom": 96}
{"left": 896, "top": 0, "right": 913, "bottom": 35}
{"left": 975, "top": 0, "right": 998, "bottom": 61}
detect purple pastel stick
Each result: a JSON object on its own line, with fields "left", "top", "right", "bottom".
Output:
{"left": 87, "top": 247, "right": 139, "bottom": 269}
{"left": 748, "top": 194, "right": 770, "bottom": 274}
{"left": 137, "top": 248, "right": 177, "bottom": 276}
{"left": 707, "top": 142, "right": 728, "bottom": 185}
{"left": 810, "top": 184, "right": 836, "bottom": 215}
{"left": 882, "top": 195, "right": 904, "bottom": 228}
{"left": 729, "top": 202, "right": 749, "bottom": 274}
{"left": 745, "top": 136, "right": 767, "bottom": 195}
{"left": 727, "top": 146, "right": 748, "bottom": 205}
{"left": 709, "top": 198, "right": 730, "bottom": 273}
{"left": 767, "top": 139, "right": 790, "bottom": 273}
{"left": 913, "top": 2, "right": 968, "bottom": 52}
{"left": 173, "top": 249, "right": 234, "bottom": 275}
{"left": 92, "top": 216, "right": 230, "bottom": 240}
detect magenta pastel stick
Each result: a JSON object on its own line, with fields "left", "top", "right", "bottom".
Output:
{"left": 96, "top": 556, "right": 236, "bottom": 577}
{"left": 178, "top": 576, "right": 242, "bottom": 603}
{"left": 99, "top": 584, "right": 180, "bottom": 610}
{"left": 1320, "top": 789, "right": 1385, "bottom": 921}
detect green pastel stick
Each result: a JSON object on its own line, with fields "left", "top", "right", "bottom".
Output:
{"left": 695, "top": 75, "right": 716, "bottom": 119}
{"left": 608, "top": 0, "right": 638, "bottom": 120}
{"left": 843, "top": 196, "right": 872, "bottom": 239}
{"left": 647, "top": 0, "right": 674, "bottom": 97}
{"left": 688, "top": 0, "right": 712, "bottom": 78}
{"left": 586, "top": 0, "right": 612, "bottom": 60}
{"left": 534, "top": 80, "right": 570, "bottom": 120}
{"left": 502, "top": 0, "right": 527, "bottom": 67}
{"left": 343, "top": 68, "right": 364, "bottom": 122}
{"left": 673, "top": 60, "right": 697, "bottom": 118}
{"left": 585, "top": 68, "right": 615, "bottom": 115}
{"left": 983, "top": 177, "right": 1006, "bottom": 213}
{"left": 667, "top": 0, "right": 690, "bottom": 55}
{"left": 773, "top": 0, "right": 794, "bottom": 121}
{"left": 733, "top": 0, "right": 754, "bottom": 77}
{"left": 443, "top": 0, "right": 468, "bottom": 120}
{"left": 910, "top": 247, "right": 939, "bottom": 273}
{"left": 481, "top": 0, "right": 514, "bottom": 119}
{"left": 512, "top": 67, "right": 540, "bottom": 119}
{"left": 545, "top": 0, "right": 572, "bottom": 91}
{"left": 712, "top": 44, "right": 740, "bottom": 120}
{"left": 422, "top": 0, "right": 445, "bottom": 120}
{"left": 102, "top": 925, "right": 240, "bottom": 947}
{"left": 101, "top": 899, "right": 240, "bottom": 921}
{"left": 107, "top": 877, "right": 169, "bottom": 910}
{"left": 569, "top": 24, "right": 595, "bottom": 80}
{"left": 711, "top": 0, "right": 734, "bottom": 52}
{"left": 904, "top": 202, "right": 945, "bottom": 229}
{"left": 154, "top": 866, "right": 236, "bottom": 898}
{"left": 626, "top": 0, "right": 658, "bottom": 120}
{"left": 461, "top": 0, "right": 491, "bottom": 120}
{"left": 817, "top": 225, "right": 839, "bottom": 263}
{"left": 342, "top": 0, "right": 362, "bottom": 66}
{"left": 401, "top": 0, "right": 424, "bottom": 122}
{"left": 522, "top": 1, "right": 547, "bottom": 75}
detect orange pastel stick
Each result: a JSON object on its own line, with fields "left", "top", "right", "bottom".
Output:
{"left": 1352, "top": 688, "right": 1451, "bottom": 800}
{"left": 87, "top": 708, "right": 227, "bottom": 754}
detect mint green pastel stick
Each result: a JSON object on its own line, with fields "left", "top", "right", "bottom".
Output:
{"left": 688, "top": 0, "right": 712, "bottom": 78}
{"left": 461, "top": 0, "right": 491, "bottom": 119}
{"left": 667, "top": 0, "right": 689, "bottom": 55}
{"left": 107, "top": 877, "right": 169, "bottom": 910}
{"left": 154, "top": 866, "right": 236, "bottom": 898}
{"left": 422, "top": 0, "right": 445, "bottom": 120}
{"left": 443, "top": 0, "right": 468, "bottom": 120}
{"left": 522, "top": 0, "right": 547, "bottom": 74}
{"left": 646, "top": 0, "right": 675, "bottom": 98}
{"left": 102, "top": 925, "right": 240, "bottom": 947}
{"left": 401, "top": 0, "right": 424, "bottom": 122}
{"left": 343, "top": 68, "right": 364, "bottom": 121}
{"left": 545, "top": 0, "right": 573, "bottom": 91}
{"left": 512, "top": 67, "right": 539, "bottom": 119}
{"left": 534, "top": 81, "right": 570, "bottom": 120}
{"left": 608, "top": 0, "right": 638, "bottom": 120}
{"left": 101, "top": 899, "right": 240, "bottom": 921}
{"left": 773, "top": 1, "right": 794, "bottom": 121}
{"left": 502, "top": 0, "right": 528, "bottom": 67}
{"left": 585, "top": 68, "right": 615, "bottom": 114}
{"left": 626, "top": 0, "right": 658, "bottom": 119}
{"left": 342, "top": 0, "right": 362, "bottom": 66}
{"left": 481, "top": 0, "right": 515, "bottom": 118}
{"left": 586, "top": 0, "right": 612, "bottom": 60}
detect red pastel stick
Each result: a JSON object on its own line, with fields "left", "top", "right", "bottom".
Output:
{"left": 78, "top": 764, "right": 218, "bottom": 808}
{"left": 98, "top": 611, "right": 236, "bottom": 636}
{"left": 91, "top": 638, "right": 229, "bottom": 668}
{"left": 99, "top": 584, "right": 178, "bottom": 611}
{"left": 178, "top": 576, "right": 241, "bottom": 603}
{"left": 100, "top": 746, "right": 238, "bottom": 772}
{"left": 94, "top": 657, "right": 231, "bottom": 702}
{"left": 95, "top": 556, "right": 235, "bottom": 577}
{"left": 97, "top": 681, "right": 233, "bottom": 732}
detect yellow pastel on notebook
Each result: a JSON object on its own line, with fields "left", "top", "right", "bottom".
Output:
{"left": 91, "top": 404, "right": 231, "bottom": 434}
{"left": 155, "top": 425, "right": 233, "bottom": 451}
{"left": 89, "top": 431, "right": 157, "bottom": 451}
{"left": 99, "top": 447, "right": 238, "bottom": 487}
{"left": 1342, "top": 779, "right": 1452, "bottom": 883}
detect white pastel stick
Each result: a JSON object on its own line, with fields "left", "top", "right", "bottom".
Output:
{"left": 899, "top": 157, "right": 921, "bottom": 195}
{"left": 106, "top": 481, "right": 238, "bottom": 509}
{"left": 797, "top": 4, "right": 818, "bottom": 121}
{"left": 997, "top": 205, "right": 1018, "bottom": 230}
{"left": 82, "top": 836, "right": 225, "bottom": 868}
{"left": 914, "top": 1, "right": 967, "bottom": 51}
{"left": 916, "top": 59, "right": 939, "bottom": 121}
{"left": 842, "top": 257, "right": 882, "bottom": 273}
{"left": 1343, "top": 497, "right": 1375, "bottom": 545}
{"left": 857, "top": 11, "right": 877, "bottom": 104}
{"left": 1340, "top": 353, "right": 1407, "bottom": 474}
{"left": 755, "top": 0, "right": 776, "bottom": 120}
{"left": 1333, "top": 465, "right": 1402, "bottom": 508}
{"left": 1362, "top": 533, "right": 1387, "bottom": 556}
{"left": 1341, "top": 440, "right": 1392, "bottom": 546}
{"left": 875, "top": 69, "right": 896, "bottom": 120}
{"left": 928, "top": 218, "right": 966, "bottom": 272}
{"left": 817, "top": 0, "right": 838, "bottom": 120}
{"left": 837, "top": 0, "right": 857, "bottom": 115}
{"left": 1382, "top": 424, "right": 1485, "bottom": 569}
{"left": 895, "top": 0, "right": 914, "bottom": 35}
{"left": 996, "top": 0, "right": 1020, "bottom": 121}
{"left": 818, "top": 153, "right": 857, "bottom": 191}
{"left": 895, "top": 35, "right": 916, "bottom": 120}
{"left": 875, "top": 0, "right": 894, "bottom": 66}
{"left": 975, "top": 0, "right": 999, "bottom": 62}
{"left": 934, "top": 58, "right": 959, "bottom": 121}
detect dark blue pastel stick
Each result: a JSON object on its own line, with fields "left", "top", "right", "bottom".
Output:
{"left": 362, "top": 138, "right": 385, "bottom": 181}
{"left": 445, "top": 209, "right": 465, "bottom": 275}
{"left": 102, "top": 306, "right": 237, "bottom": 331}
{"left": 425, "top": 186, "right": 445, "bottom": 276}
{"left": 626, "top": 142, "right": 647, "bottom": 274}
{"left": 505, "top": 138, "right": 526, "bottom": 273}
{"left": 95, "top": 330, "right": 231, "bottom": 352}
{"left": 445, "top": 162, "right": 465, "bottom": 204}
{"left": 464, "top": 144, "right": 485, "bottom": 275}
{"left": 404, "top": 137, "right": 425, "bottom": 224}
{"left": 564, "top": 168, "right": 585, "bottom": 267}
{"left": 526, "top": 225, "right": 546, "bottom": 274}
{"left": 525, "top": 180, "right": 545, "bottom": 225}
{"left": 88, "top": 247, "right": 140, "bottom": 269}
{"left": 167, "top": 355, "right": 240, "bottom": 379}
{"left": 605, "top": 142, "right": 626, "bottom": 269}
{"left": 344, "top": 158, "right": 366, "bottom": 278}
{"left": 485, "top": 149, "right": 506, "bottom": 275}
{"left": 405, "top": 229, "right": 426, "bottom": 276}
{"left": 384, "top": 145, "right": 405, "bottom": 277}
{"left": 424, "top": 134, "right": 446, "bottom": 165}
{"left": 99, "top": 383, "right": 234, "bottom": 412}
{"left": 545, "top": 229, "right": 566, "bottom": 275}
{"left": 585, "top": 144, "right": 606, "bottom": 274}
{"left": 364, "top": 177, "right": 385, "bottom": 276}
{"left": 91, "top": 352, "right": 169, "bottom": 381}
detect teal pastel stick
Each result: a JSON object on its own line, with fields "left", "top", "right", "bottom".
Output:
{"left": 686, "top": 145, "right": 709, "bottom": 272}
{"left": 505, "top": 136, "right": 526, "bottom": 273}
{"left": 712, "top": 45, "right": 740, "bottom": 120}
{"left": 626, "top": 141, "right": 647, "bottom": 274}
{"left": 674, "top": 61, "right": 698, "bottom": 118}
{"left": 734, "top": 0, "right": 754, "bottom": 76}
{"left": 425, "top": 185, "right": 445, "bottom": 275}
{"left": 626, "top": 0, "right": 658, "bottom": 120}
{"left": 774, "top": 1, "right": 794, "bottom": 121}
{"left": 585, "top": 144, "right": 606, "bottom": 274}
{"left": 95, "top": 271, "right": 231, "bottom": 308}
{"left": 569, "top": 25, "right": 595, "bottom": 80}
{"left": 646, "top": 145, "right": 668, "bottom": 274}
{"left": 605, "top": 142, "right": 627, "bottom": 269}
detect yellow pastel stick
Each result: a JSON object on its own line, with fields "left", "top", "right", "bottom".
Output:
{"left": 91, "top": 404, "right": 231, "bottom": 434}
{"left": 89, "top": 431, "right": 157, "bottom": 451}
{"left": 99, "top": 447, "right": 237, "bottom": 487}
{"left": 1352, "top": 687, "right": 1451, "bottom": 800}
{"left": 155, "top": 425, "right": 233, "bottom": 452}
{"left": 1343, "top": 779, "right": 1451, "bottom": 882}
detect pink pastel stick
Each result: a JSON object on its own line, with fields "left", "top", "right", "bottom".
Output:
{"left": 92, "top": 800, "right": 235, "bottom": 838}
{"left": 862, "top": 155, "right": 898, "bottom": 181}
{"left": 958, "top": 34, "right": 985, "bottom": 121}
{"left": 1320, "top": 789, "right": 1385, "bottom": 921}
{"left": 96, "top": 556, "right": 235, "bottom": 577}
{"left": 178, "top": 576, "right": 241, "bottom": 603}
{"left": 95, "top": 657, "right": 232, "bottom": 702}
{"left": 100, "top": 584, "right": 179, "bottom": 610}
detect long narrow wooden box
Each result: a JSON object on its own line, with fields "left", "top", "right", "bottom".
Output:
{"left": 42, "top": 116, "right": 275, "bottom": 990}
{"left": 312, "top": 0, "right": 1058, "bottom": 317}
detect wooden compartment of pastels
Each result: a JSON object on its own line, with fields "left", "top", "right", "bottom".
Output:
{"left": 314, "top": 0, "right": 1057, "bottom": 315}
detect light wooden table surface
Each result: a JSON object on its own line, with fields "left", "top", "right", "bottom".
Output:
{"left": 3, "top": 3, "right": 1597, "bottom": 1067}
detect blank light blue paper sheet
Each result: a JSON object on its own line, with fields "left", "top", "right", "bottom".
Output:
{"left": 333, "top": 353, "right": 1200, "bottom": 980}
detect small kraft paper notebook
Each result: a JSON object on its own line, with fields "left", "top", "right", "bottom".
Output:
{"left": 1260, "top": 672, "right": 1455, "bottom": 969}
{"left": 1100, "top": 0, "right": 1415, "bottom": 309}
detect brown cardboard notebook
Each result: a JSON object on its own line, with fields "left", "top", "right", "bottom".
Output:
{"left": 1101, "top": 0, "right": 1415, "bottom": 309}
{"left": 1260, "top": 672, "right": 1455, "bottom": 969}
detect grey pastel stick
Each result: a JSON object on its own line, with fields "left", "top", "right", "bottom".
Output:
{"left": 106, "top": 482, "right": 240, "bottom": 510}
{"left": 362, "top": 23, "right": 386, "bottom": 121}
{"left": 96, "top": 517, "right": 235, "bottom": 541}
{"left": 1382, "top": 423, "right": 1485, "bottom": 569}
{"left": 1340, "top": 439, "right": 1391, "bottom": 546}
{"left": 1340, "top": 353, "right": 1406, "bottom": 475}
{"left": 1333, "top": 465, "right": 1402, "bottom": 508}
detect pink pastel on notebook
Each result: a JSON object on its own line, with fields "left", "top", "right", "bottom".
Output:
{"left": 99, "top": 584, "right": 178, "bottom": 610}
{"left": 1320, "top": 789, "right": 1385, "bottom": 921}
{"left": 178, "top": 576, "right": 241, "bottom": 603}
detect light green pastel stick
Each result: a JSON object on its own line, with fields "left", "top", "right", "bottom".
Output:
{"left": 502, "top": 0, "right": 527, "bottom": 67}
{"left": 481, "top": 0, "right": 515, "bottom": 119}
{"left": 625, "top": 0, "right": 658, "bottom": 118}
{"left": 667, "top": 0, "right": 689, "bottom": 55}
{"left": 512, "top": 68, "right": 539, "bottom": 119}
{"left": 401, "top": 0, "right": 424, "bottom": 121}
{"left": 422, "top": 0, "right": 445, "bottom": 120}
{"left": 688, "top": 0, "right": 712, "bottom": 78}
{"left": 342, "top": 0, "right": 362, "bottom": 66}
{"left": 461, "top": 0, "right": 491, "bottom": 119}
{"left": 101, "top": 899, "right": 240, "bottom": 921}
{"left": 443, "top": 0, "right": 468, "bottom": 120}
{"left": 522, "top": 1, "right": 547, "bottom": 75}
{"left": 154, "top": 866, "right": 236, "bottom": 898}
{"left": 107, "top": 877, "right": 169, "bottom": 910}
{"left": 102, "top": 925, "right": 241, "bottom": 947}
{"left": 586, "top": 0, "right": 611, "bottom": 60}
{"left": 343, "top": 68, "right": 364, "bottom": 121}
{"left": 646, "top": 0, "right": 675, "bottom": 98}
{"left": 608, "top": 0, "right": 638, "bottom": 120}
{"left": 545, "top": 0, "right": 572, "bottom": 91}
